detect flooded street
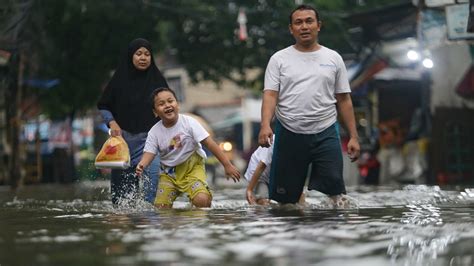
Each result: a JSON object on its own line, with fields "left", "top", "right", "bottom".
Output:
{"left": 1, "top": 182, "right": 474, "bottom": 266}
{"left": 2, "top": 1, "right": 474, "bottom": 266}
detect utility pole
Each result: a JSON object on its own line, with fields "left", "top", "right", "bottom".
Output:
{"left": 416, "top": 0, "right": 434, "bottom": 184}
{"left": 2, "top": 0, "right": 34, "bottom": 188}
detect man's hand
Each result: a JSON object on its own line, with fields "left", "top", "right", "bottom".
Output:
{"left": 246, "top": 189, "right": 257, "bottom": 205}
{"left": 347, "top": 137, "right": 360, "bottom": 162}
{"left": 258, "top": 126, "right": 273, "bottom": 147}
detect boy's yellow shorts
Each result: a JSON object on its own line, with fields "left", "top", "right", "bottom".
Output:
{"left": 154, "top": 152, "right": 212, "bottom": 206}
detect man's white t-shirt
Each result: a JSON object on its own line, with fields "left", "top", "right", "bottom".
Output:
{"left": 264, "top": 45, "right": 351, "bottom": 134}
{"left": 144, "top": 114, "right": 209, "bottom": 167}
{"left": 244, "top": 144, "right": 273, "bottom": 184}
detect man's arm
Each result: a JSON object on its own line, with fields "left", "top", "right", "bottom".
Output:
{"left": 335, "top": 93, "right": 360, "bottom": 162}
{"left": 258, "top": 90, "right": 278, "bottom": 147}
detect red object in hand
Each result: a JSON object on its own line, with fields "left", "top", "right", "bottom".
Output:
{"left": 104, "top": 145, "right": 117, "bottom": 155}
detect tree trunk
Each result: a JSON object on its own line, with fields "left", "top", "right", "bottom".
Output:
{"left": 67, "top": 111, "right": 77, "bottom": 182}
{"left": 5, "top": 52, "right": 24, "bottom": 189}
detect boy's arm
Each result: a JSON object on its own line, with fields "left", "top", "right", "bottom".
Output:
{"left": 246, "top": 161, "right": 267, "bottom": 204}
{"left": 135, "top": 152, "right": 156, "bottom": 176}
{"left": 201, "top": 136, "right": 241, "bottom": 182}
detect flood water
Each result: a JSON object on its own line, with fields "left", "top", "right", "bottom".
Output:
{"left": 1, "top": 181, "right": 474, "bottom": 266}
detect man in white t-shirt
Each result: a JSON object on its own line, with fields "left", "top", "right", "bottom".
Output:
{"left": 258, "top": 4, "right": 360, "bottom": 204}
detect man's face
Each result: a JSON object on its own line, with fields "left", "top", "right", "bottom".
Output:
{"left": 132, "top": 47, "right": 151, "bottom": 71}
{"left": 289, "top": 9, "right": 321, "bottom": 46}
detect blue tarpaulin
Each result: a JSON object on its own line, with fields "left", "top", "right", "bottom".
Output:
{"left": 23, "top": 79, "right": 60, "bottom": 89}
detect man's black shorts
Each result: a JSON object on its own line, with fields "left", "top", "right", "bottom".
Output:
{"left": 269, "top": 120, "right": 346, "bottom": 203}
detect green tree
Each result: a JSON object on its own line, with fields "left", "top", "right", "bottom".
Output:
{"left": 19, "top": 0, "right": 408, "bottom": 115}
{"left": 1, "top": 0, "right": 168, "bottom": 186}
{"left": 149, "top": 0, "right": 407, "bottom": 91}
{"left": 25, "top": 0, "right": 166, "bottom": 118}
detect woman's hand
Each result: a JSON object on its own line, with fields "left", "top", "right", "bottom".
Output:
{"left": 108, "top": 121, "right": 122, "bottom": 136}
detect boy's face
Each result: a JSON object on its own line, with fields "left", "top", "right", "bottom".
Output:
{"left": 153, "top": 91, "right": 179, "bottom": 126}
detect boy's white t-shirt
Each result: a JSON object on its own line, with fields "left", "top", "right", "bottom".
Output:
{"left": 244, "top": 144, "right": 273, "bottom": 184}
{"left": 144, "top": 114, "right": 209, "bottom": 167}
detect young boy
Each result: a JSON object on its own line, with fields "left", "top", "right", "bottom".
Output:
{"left": 245, "top": 136, "right": 305, "bottom": 205}
{"left": 245, "top": 142, "right": 273, "bottom": 205}
{"left": 136, "top": 88, "right": 241, "bottom": 208}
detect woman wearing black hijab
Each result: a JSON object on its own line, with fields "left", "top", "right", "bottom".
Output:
{"left": 98, "top": 38, "right": 168, "bottom": 205}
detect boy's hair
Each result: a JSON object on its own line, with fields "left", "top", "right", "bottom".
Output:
{"left": 289, "top": 4, "right": 320, "bottom": 24}
{"left": 150, "top": 87, "right": 178, "bottom": 106}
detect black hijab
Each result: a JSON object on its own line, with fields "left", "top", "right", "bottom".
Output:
{"left": 97, "top": 38, "right": 169, "bottom": 134}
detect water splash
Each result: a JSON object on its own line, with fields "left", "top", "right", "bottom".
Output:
{"left": 2, "top": 183, "right": 474, "bottom": 266}
{"left": 387, "top": 223, "right": 472, "bottom": 266}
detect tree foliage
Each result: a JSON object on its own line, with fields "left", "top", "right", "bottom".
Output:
{"left": 150, "top": 0, "right": 408, "bottom": 91}
{"left": 22, "top": 0, "right": 166, "bottom": 119}
{"left": 15, "top": 0, "right": 408, "bottom": 118}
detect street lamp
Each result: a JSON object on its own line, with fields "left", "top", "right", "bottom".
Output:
{"left": 422, "top": 58, "right": 434, "bottom": 69}
{"left": 407, "top": 49, "right": 420, "bottom": 61}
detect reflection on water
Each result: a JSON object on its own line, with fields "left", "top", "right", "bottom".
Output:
{"left": 1, "top": 183, "right": 474, "bottom": 265}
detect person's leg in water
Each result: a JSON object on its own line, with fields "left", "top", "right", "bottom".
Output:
{"left": 257, "top": 181, "right": 304, "bottom": 206}
{"left": 111, "top": 167, "right": 139, "bottom": 205}
{"left": 154, "top": 153, "right": 212, "bottom": 208}
{"left": 255, "top": 182, "right": 270, "bottom": 205}
{"left": 298, "top": 192, "right": 306, "bottom": 205}
{"left": 154, "top": 177, "right": 211, "bottom": 208}
{"left": 307, "top": 123, "right": 347, "bottom": 208}
{"left": 124, "top": 131, "right": 160, "bottom": 203}
{"left": 191, "top": 191, "right": 212, "bottom": 208}
{"left": 154, "top": 173, "right": 179, "bottom": 208}
{"left": 269, "top": 120, "right": 310, "bottom": 204}
{"left": 183, "top": 153, "right": 212, "bottom": 208}
{"left": 143, "top": 155, "right": 160, "bottom": 203}
{"left": 330, "top": 194, "right": 350, "bottom": 208}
